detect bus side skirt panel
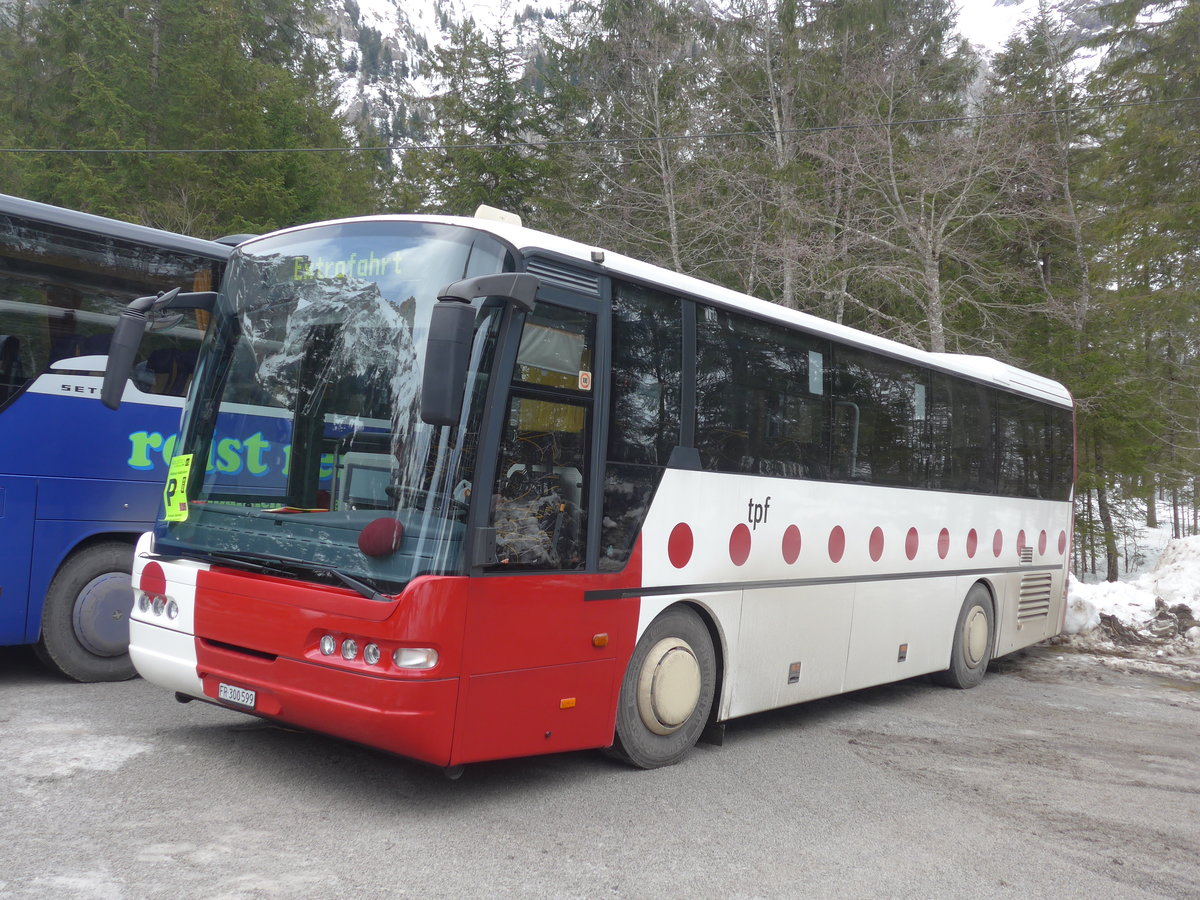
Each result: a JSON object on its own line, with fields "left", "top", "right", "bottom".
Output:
{"left": 0, "top": 476, "right": 37, "bottom": 644}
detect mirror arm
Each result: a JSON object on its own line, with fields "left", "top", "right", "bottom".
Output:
{"left": 161, "top": 291, "right": 218, "bottom": 312}
{"left": 437, "top": 273, "right": 538, "bottom": 312}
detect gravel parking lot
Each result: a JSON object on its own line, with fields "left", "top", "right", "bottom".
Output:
{"left": 1, "top": 643, "right": 1198, "bottom": 899}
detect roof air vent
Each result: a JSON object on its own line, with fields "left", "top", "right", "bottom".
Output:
{"left": 474, "top": 205, "right": 522, "bottom": 227}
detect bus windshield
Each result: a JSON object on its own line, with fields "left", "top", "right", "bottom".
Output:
{"left": 155, "top": 220, "right": 513, "bottom": 591}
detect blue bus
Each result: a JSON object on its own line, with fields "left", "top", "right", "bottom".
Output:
{"left": 0, "top": 193, "right": 236, "bottom": 680}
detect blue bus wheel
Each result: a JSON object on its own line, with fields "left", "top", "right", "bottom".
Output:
{"left": 34, "top": 542, "right": 138, "bottom": 683}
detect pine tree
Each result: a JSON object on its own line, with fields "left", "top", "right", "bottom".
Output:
{"left": 400, "top": 17, "right": 552, "bottom": 221}
{"left": 0, "top": 0, "right": 383, "bottom": 236}
{"left": 0, "top": 0, "right": 48, "bottom": 196}
{"left": 1088, "top": 0, "right": 1200, "bottom": 545}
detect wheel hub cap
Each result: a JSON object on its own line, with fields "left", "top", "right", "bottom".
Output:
{"left": 72, "top": 573, "right": 134, "bottom": 657}
{"left": 636, "top": 638, "right": 701, "bottom": 736}
{"left": 964, "top": 607, "right": 988, "bottom": 668}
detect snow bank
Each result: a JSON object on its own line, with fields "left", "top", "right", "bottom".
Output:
{"left": 1065, "top": 537, "right": 1200, "bottom": 653}
{"left": 1065, "top": 574, "right": 1158, "bottom": 633}
{"left": 1145, "top": 536, "right": 1200, "bottom": 608}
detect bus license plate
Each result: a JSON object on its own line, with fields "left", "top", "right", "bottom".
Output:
{"left": 218, "top": 683, "right": 256, "bottom": 709}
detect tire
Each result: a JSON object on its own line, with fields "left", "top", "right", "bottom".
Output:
{"left": 933, "top": 583, "right": 994, "bottom": 689}
{"left": 611, "top": 606, "right": 717, "bottom": 769}
{"left": 34, "top": 542, "right": 138, "bottom": 682}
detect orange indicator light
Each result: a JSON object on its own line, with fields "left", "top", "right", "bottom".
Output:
{"left": 592, "top": 633, "right": 609, "bottom": 648}
{"left": 560, "top": 698, "right": 577, "bottom": 709}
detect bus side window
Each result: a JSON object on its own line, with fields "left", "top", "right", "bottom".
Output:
{"left": 996, "top": 390, "right": 1067, "bottom": 499}
{"left": 607, "top": 284, "right": 680, "bottom": 466}
{"left": 695, "top": 306, "right": 830, "bottom": 479}
{"left": 830, "top": 347, "right": 927, "bottom": 488}
{"left": 143, "top": 347, "right": 196, "bottom": 395}
{"left": 1049, "top": 406, "right": 1074, "bottom": 501}
{"left": 928, "top": 375, "right": 994, "bottom": 493}
{"left": 0, "top": 334, "right": 25, "bottom": 402}
{"left": 603, "top": 284, "right": 681, "bottom": 570}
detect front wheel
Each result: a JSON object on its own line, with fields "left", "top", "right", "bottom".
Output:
{"left": 933, "top": 583, "right": 994, "bottom": 689}
{"left": 34, "top": 542, "right": 138, "bottom": 682}
{"left": 611, "top": 606, "right": 717, "bottom": 769}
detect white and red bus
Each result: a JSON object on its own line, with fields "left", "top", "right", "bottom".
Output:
{"left": 105, "top": 210, "right": 1074, "bottom": 771}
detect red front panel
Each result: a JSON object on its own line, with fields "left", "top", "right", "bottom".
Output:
{"left": 186, "top": 543, "right": 644, "bottom": 767}
{"left": 455, "top": 659, "right": 619, "bottom": 764}
{"left": 192, "top": 571, "right": 470, "bottom": 766}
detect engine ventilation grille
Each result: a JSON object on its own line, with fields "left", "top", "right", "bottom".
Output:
{"left": 1017, "top": 572, "right": 1053, "bottom": 621}
{"left": 525, "top": 258, "right": 601, "bottom": 297}
{"left": 1020, "top": 546, "right": 1034, "bottom": 565}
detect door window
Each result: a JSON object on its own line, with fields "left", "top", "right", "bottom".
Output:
{"left": 490, "top": 304, "right": 594, "bottom": 570}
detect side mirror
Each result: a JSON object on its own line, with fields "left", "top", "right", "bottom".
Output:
{"left": 100, "top": 290, "right": 174, "bottom": 410}
{"left": 420, "top": 299, "right": 476, "bottom": 427}
{"left": 101, "top": 289, "right": 218, "bottom": 410}
{"left": 420, "top": 273, "right": 539, "bottom": 426}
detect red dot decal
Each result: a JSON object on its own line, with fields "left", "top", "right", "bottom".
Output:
{"left": 782, "top": 525, "right": 802, "bottom": 565}
{"left": 1058, "top": 530, "right": 1068, "bottom": 555}
{"left": 938, "top": 528, "right": 950, "bottom": 560}
{"left": 829, "top": 526, "right": 846, "bottom": 563}
{"left": 869, "top": 527, "right": 885, "bottom": 562}
{"left": 140, "top": 561, "right": 166, "bottom": 596}
{"left": 993, "top": 529, "right": 1004, "bottom": 558}
{"left": 729, "top": 523, "right": 752, "bottom": 566}
{"left": 966, "top": 529, "right": 978, "bottom": 558}
{"left": 906, "top": 527, "right": 919, "bottom": 560}
{"left": 1039, "top": 530, "right": 1048, "bottom": 555}
{"left": 668, "top": 523, "right": 693, "bottom": 569}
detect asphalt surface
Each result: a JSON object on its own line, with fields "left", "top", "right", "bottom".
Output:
{"left": 1, "top": 643, "right": 1197, "bottom": 899}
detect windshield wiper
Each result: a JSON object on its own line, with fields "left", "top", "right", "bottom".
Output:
{"left": 172, "top": 548, "right": 394, "bottom": 602}
{"left": 322, "top": 567, "right": 391, "bottom": 603}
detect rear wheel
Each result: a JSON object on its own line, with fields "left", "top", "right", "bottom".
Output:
{"left": 612, "top": 606, "right": 716, "bottom": 769}
{"left": 34, "top": 542, "right": 137, "bottom": 682}
{"left": 934, "top": 583, "right": 994, "bottom": 689}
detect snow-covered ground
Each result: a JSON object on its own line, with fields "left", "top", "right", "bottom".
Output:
{"left": 1059, "top": 526, "right": 1200, "bottom": 678}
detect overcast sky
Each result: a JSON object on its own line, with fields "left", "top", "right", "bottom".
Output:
{"left": 956, "top": 0, "right": 1031, "bottom": 52}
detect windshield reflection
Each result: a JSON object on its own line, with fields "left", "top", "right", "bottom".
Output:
{"left": 155, "top": 220, "right": 512, "bottom": 589}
